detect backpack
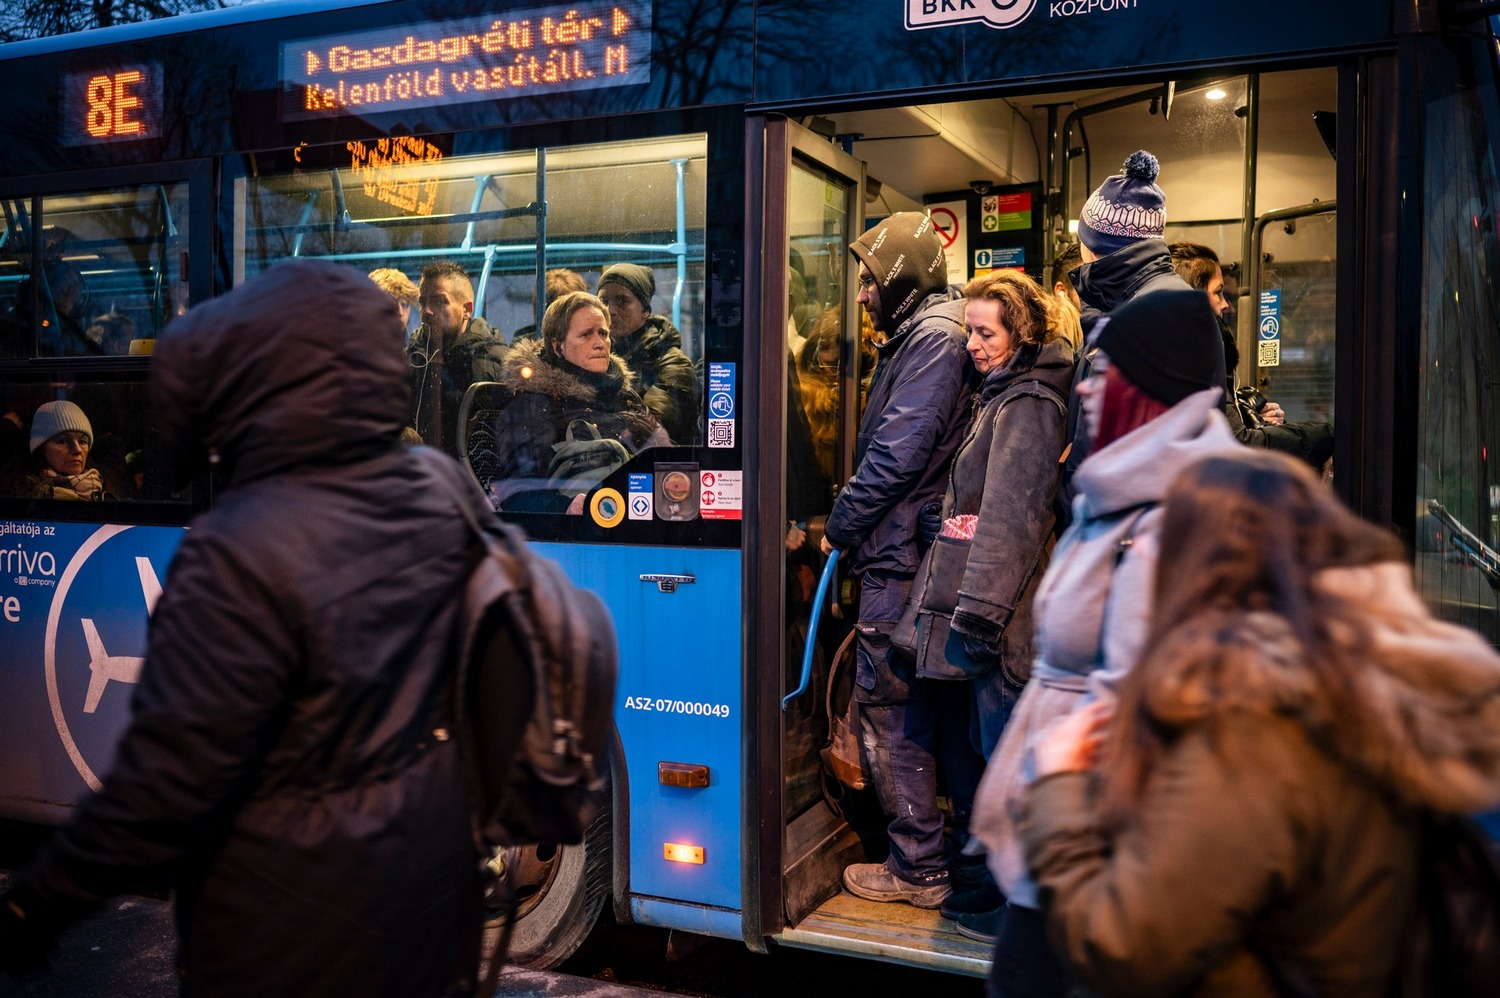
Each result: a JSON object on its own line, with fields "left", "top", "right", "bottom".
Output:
{"left": 419, "top": 448, "right": 619, "bottom": 849}
{"left": 1394, "top": 812, "right": 1500, "bottom": 997}
{"left": 545, "top": 418, "right": 630, "bottom": 497}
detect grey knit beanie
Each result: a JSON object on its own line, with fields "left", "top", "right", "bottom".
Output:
{"left": 30, "top": 400, "right": 93, "bottom": 454}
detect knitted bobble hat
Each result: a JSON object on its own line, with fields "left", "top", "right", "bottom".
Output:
{"left": 29, "top": 400, "right": 93, "bottom": 454}
{"left": 1077, "top": 151, "right": 1167, "bottom": 257}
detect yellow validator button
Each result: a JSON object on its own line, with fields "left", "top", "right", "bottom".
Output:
{"left": 663, "top": 842, "right": 704, "bottom": 865}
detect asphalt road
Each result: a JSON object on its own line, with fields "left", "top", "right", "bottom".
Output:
{"left": 1, "top": 822, "right": 986, "bottom": 998}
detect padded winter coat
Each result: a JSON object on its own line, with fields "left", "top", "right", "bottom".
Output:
{"left": 824, "top": 289, "right": 973, "bottom": 575}
{"left": 612, "top": 313, "right": 698, "bottom": 445}
{"left": 1022, "top": 564, "right": 1500, "bottom": 996}
{"left": 10, "top": 260, "right": 489, "bottom": 998}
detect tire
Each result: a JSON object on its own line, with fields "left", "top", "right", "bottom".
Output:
{"left": 487, "top": 788, "right": 612, "bottom": 969}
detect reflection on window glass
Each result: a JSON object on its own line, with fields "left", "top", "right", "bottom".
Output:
{"left": 1416, "top": 81, "right": 1500, "bottom": 645}
{"left": 0, "top": 184, "right": 189, "bottom": 359}
{"left": 2, "top": 381, "right": 187, "bottom": 504}
{"left": 235, "top": 134, "right": 708, "bottom": 500}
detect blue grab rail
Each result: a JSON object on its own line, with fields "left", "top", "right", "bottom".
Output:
{"left": 782, "top": 548, "right": 839, "bottom": 711}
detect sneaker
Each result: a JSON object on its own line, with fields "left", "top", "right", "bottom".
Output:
{"left": 955, "top": 905, "right": 1004, "bottom": 944}
{"left": 939, "top": 880, "right": 1004, "bottom": 920}
{"left": 842, "top": 862, "right": 951, "bottom": 909}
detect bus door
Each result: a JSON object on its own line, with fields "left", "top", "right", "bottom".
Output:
{"left": 753, "top": 115, "right": 990, "bottom": 972}
{"left": 755, "top": 114, "right": 867, "bottom": 937}
{"left": 232, "top": 128, "right": 744, "bottom": 967}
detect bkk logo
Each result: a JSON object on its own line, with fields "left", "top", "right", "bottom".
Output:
{"left": 45, "top": 525, "right": 169, "bottom": 791}
{"left": 907, "top": 0, "right": 1037, "bottom": 31}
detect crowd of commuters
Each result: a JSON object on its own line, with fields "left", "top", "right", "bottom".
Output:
{"left": 5, "top": 148, "right": 1500, "bottom": 998}
{"left": 805, "top": 154, "right": 1500, "bottom": 998}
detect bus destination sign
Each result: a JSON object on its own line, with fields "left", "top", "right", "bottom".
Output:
{"left": 280, "top": 1, "right": 652, "bottom": 120}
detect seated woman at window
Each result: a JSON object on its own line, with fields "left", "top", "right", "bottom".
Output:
{"left": 17, "top": 400, "right": 113, "bottom": 500}
{"left": 488, "top": 291, "right": 666, "bottom": 513}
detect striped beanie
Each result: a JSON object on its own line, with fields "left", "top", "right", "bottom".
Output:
{"left": 1077, "top": 151, "right": 1167, "bottom": 257}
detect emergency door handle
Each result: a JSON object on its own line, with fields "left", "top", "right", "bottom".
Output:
{"left": 640, "top": 573, "right": 696, "bottom": 593}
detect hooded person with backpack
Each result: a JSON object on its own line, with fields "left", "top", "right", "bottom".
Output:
{"left": 0, "top": 260, "right": 511, "bottom": 998}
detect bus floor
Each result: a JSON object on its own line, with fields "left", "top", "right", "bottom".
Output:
{"left": 777, "top": 890, "right": 993, "bottom": 978}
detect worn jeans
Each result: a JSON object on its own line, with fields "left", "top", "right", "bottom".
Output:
{"left": 853, "top": 568, "right": 982, "bottom": 885}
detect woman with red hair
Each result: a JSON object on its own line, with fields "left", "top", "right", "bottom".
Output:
{"left": 969, "top": 288, "right": 1239, "bottom": 997}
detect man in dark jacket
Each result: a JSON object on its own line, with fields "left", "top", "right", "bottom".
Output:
{"left": 1058, "top": 151, "right": 1208, "bottom": 519}
{"left": 820, "top": 211, "right": 974, "bottom": 909}
{"left": 596, "top": 263, "right": 699, "bottom": 444}
{"left": 410, "top": 259, "right": 509, "bottom": 455}
{"left": 0, "top": 260, "right": 500, "bottom": 997}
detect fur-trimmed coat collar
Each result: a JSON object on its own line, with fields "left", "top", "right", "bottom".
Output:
{"left": 1145, "top": 562, "right": 1500, "bottom": 814}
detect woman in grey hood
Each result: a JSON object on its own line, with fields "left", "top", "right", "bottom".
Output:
{"left": 969, "top": 288, "right": 1239, "bottom": 997}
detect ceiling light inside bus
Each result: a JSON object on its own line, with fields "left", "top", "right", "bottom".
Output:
{"left": 1206, "top": 88, "right": 1228, "bottom": 101}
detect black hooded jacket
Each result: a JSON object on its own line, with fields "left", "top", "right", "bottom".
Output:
{"left": 828, "top": 213, "right": 974, "bottom": 574}
{"left": 7, "top": 261, "right": 489, "bottom": 997}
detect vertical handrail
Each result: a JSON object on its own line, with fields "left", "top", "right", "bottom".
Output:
{"left": 462, "top": 175, "right": 492, "bottom": 252}
{"left": 290, "top": 190, "right": 320, "bottom": 257}
{"left": 534, "top": 148, "right": 548, "bottom": 335}
{"left": 671, "top": 157, "right": 688, "bottom": 333}
{"left": 782, "top": 549, "right": 839, "bottom": 711}
{"left": 1238, "top": 73, "right": 1261, "bottom": 388}
{"left": 329, "top": 169, "right": 351, "bottom": 231}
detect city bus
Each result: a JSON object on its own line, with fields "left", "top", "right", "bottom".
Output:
{"left": 1, "top": 0, "right": 1496, "bottom": 977}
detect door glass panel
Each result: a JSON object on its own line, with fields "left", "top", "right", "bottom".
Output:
{"left": 1255, "top": 209, "right": 1336, "bottom": 428}
{"left": 785, "top": 156, "right": 852, "bottom": 819}
{"left": 1415, "top": 65, "right": 1500, "bottom": 643}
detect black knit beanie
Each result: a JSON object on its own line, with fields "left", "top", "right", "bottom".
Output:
{"left": 597, "top": 264, "right": 655, "bottom": 309}
{"left": 1091, "top": 289, "right": 1225, "bottom": 406}
{"left": 849, "top": 211, "right": 949, "bottom": 329}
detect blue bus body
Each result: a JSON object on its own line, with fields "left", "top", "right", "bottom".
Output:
{"left": 1, "top": 0, "right": 1498, "bottom": 976}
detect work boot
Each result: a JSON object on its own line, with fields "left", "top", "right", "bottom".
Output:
{"left": 955, "top": 905, "right": 1005, "bottom": 944}
{"left": 842, "top": 862, "right": 951, "bottom": 909}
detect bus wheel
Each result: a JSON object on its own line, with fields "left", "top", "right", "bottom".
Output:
{"left": 488, "top": 792, "right": 612, "bottom": 969}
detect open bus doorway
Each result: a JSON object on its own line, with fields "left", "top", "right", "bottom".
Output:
{"left": 766, "top": 66, "right": 1345, "bottom": 974}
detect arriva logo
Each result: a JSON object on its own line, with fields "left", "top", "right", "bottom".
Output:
{"left": 907, "top": 0, "right": 1037, "bottom": 31}
{"left": 44, "top": 524, "right": 169, "bottom": 791}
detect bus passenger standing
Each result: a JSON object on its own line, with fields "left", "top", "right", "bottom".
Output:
{"left": 595, "top": 264, "right": 699, "bottom": 444}
{"left": 408, "top": 260, "right": 508, "bottom": 454}
{"left": 0, "top": 260, "right": 504, "bottom": 998}
{"left": 1059, "top": 152, "right": 1189, "bottom": 521}
{"left": 896, "top": 271, "right": 1076, "bottom": 926}
{"left": 820, "top": 211, "right": 974, "bottom": 909}
{"left": 970, "top": 288, "right": 1237, "bottom": 996}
